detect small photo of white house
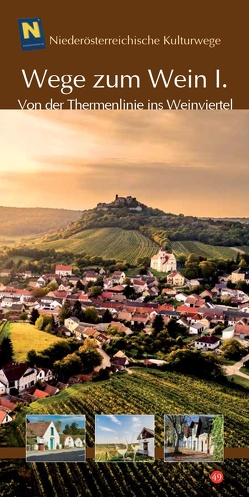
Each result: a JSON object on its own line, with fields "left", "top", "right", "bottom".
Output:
{"left": 164, "top": 414, "right": 224, "bottom": 462}
{"left": 95, "top": 414, "right": 155, "bottom": 462}
{"left": 26, "top": 414, "right": 86, "bottom": 462}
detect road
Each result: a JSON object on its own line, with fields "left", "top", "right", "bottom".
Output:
{"left": 95, "top": 347, "right": 111, "bottom": 371}
{"left": 27, "top": 448, "right": 85, "bottom": 462}
{"left": 223, "top": 353, "right": 249, "bottom": 379}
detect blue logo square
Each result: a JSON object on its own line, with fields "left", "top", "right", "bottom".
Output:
{"left": 18, "top": 18, "right": 46, "bottom": 51}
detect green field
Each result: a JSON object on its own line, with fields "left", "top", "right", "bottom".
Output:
{"left": 1, "top": 322, "right": 63, "bottom": 362}
{"left": 2, "top": 368, "right": 248, "bottom": 496}
{"left": 170, "top": 241, "right": 237, "bottom": 259}
{"left": 31, "top": 227, "right": 159, "bottom": 264}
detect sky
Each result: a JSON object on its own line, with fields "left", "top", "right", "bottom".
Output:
{"left": 26, "top": 414, "right": 85, "bottom": 431}
{"left": 164, "top": 414, "right": 215, "bottom": 427}
{"left": 95, "top": 414, "right": 154, "bottom": 444}
{"left": 1, "top": 110, "right": 249, "bottom": 216}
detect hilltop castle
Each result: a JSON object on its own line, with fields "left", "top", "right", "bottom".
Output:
{"left": 97, "top": 194, "right": 145, "bottom": 211}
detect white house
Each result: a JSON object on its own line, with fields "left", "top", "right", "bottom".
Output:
{"left": 27, "top": 421, "right": 61, "bottom": 451}
{"left": 189, "top": 322, "right": 206, "bottom": 335}
{"left": 35, "top": 368, "right": 53, "bottom": 382}
{"left": 137, "top": 427, "right": 154, "bottom": 458}
{"left": 150, "top": 250, "right": 177, "bottom": 273}
{"left": 221, "top": 326, "right": 235, "bottom": 340}
{"left": 0, "top": 363, "right": 37, "bottom": 394}
{"left": 194, "top": 336, "right": 220, "bottom": 350}
{"left": 0, "top": 408, "right": 12, "bottom": 424}
{"left": 0, "top": 381, "right": 6, "bottom": 395}
{"left": 55, "top": 265, "right": 73, "bottom": 277}
{"left": 61, "top": 435, "right": 85, "bottom": 448}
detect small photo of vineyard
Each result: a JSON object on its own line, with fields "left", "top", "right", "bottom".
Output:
{"left": 95, "top": 414, "right": 155, "bottom": 462}
{"left": 164, "top": 414, "right": 224, "bottom": 462}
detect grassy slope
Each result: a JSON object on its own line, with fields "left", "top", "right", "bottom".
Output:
{"left": 26, "top": 227, "right": 241, "bottom": 263}
{"left": 29, "top": 227, "right": 160, "bottom": 264}
{"left": 170, "top": 241, "right": 237, "bottom": 259}
{"left": 2, "top": 322, "right": 63, "bottom": 362}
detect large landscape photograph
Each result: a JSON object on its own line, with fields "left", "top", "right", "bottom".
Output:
{"left": 0, "top": 111, "right": 249, "bottom": 496}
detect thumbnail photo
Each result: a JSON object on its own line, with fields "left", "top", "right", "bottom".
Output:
{"left": 26, "top": 414, "right": 86, "bottom": 462}
{"left": 95, "top": 414, "right": 155, "bottom": 462}
{"left": 164, "top": 414, "right": 224, "bottom": 462}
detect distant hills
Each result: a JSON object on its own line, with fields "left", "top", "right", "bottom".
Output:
{"left": 0, "top": 206, "right": 82, "bottom": 238}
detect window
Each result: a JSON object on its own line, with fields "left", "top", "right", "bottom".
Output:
{"left": 51, "top": 426, "right": 54, "bottom": 436}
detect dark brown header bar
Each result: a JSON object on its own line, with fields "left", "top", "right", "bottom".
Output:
{"left": 0, "top": 447, "right": 248, "bottom": 460}
{"left": 1, "top": 1, "right": 249, "bottom": 109}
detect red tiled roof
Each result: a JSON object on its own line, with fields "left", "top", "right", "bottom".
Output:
{"left": 56, "top": 265, "right": 72, "bottom": 271}
{"left": 0, "top": 399, "right": 16, "bottom": 411}
{"left": 33, "top": 389, "right": 49, "bottom": 399}
{"left": 44, "top": 385, "right": 58, "bottom": 396}
{"left": 108, "top": 285, "right": 125, "bottom": 292}
{"left": 0, "top": 409, "right": 9, "bottom": 423}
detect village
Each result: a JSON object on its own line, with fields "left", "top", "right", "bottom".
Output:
{"left": 0, "top": 248, "right": 249, "bottom": 427}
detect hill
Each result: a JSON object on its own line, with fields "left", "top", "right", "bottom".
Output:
{"left": 2, "top": 369, "right": 249, "bottom": 496}
{"left": 0, "top": 206, "right": 82, "bottom": 238}
{"left": 42, "top": 196, "right": 249, "bottom": 248}
{"left": 30, "top": 227, "right": 159, "bottom": 264}
{"left": 23, "top": 195, "right": 249, "bottom": 262}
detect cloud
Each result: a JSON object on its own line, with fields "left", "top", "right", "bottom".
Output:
{"left": 106, "top": 415, "right": 122, "bottom": 425}
{"left": 132, "top": 417, "right": 140, "bottom": 422}
{"left": 99, "top": 426, "right": 116, "bottom": 433}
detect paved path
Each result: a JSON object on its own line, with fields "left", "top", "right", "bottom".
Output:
{"left": 95, "top": 347, "right": 111, "bottom": 371}
{"left": 27, "top": 448, "right": 85, "bottom": 462}
{"left": 223, "top": 353, "right": 249, "bottom": 379}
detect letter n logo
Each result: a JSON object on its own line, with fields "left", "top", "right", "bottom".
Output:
{"left": 18, "top": 18, "right": 46, "bottom": 51}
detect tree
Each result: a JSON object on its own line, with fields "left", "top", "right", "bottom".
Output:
{"left": 239, "top": 259, "right": 247, "bottom": 269}
{"left": 0, "top": 337, "right": 14, "bottom": 366}
{"left": 123, "top": 285, "right": 135, "bottom": 299}
{"left": 123, "top": 277, "right": 132, "bottom": 285}
{"left": 58, "top": 300, "right": 72, "bottom": 324}
{"left": 78, "top": 348, "right": 102, "bottom": 372}
{"left": 220, "top": 338, "right": 245, "bottom": 361}
{"left": 53, "top": 353, "right": 82, "bottom": 380}
{"left": 167, "top": 415, "right": 186, "bottom": 454}
{"left": 27, "top": 349, "right": 37, "bottom": 366}
{"left": 30, "top": 308, "right": 40, "bottom": 325}
{"left": 152, "top": 314, "right": 164, "bottom": 336}
{"left": 90, "top": 286, "right": 102, "bottom": 297}
{"left": 76, "top": 280, "right": 84, "bottom": 290}
{"left": 84, "top": 306, "right": 99, "bottom": 324}
{"left": 210, "top": 415, "right": 224, "bottom": 461}
{"left": 20, "top": 312, "right": 28, "bottom": 321}
{"left": 102, "top": 309, "right": 112, "bottom": 323}
{"left": 54, "top": 420, "right": 62, "bottom": 434}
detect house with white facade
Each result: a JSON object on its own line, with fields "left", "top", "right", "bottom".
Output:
{"left": 194, "top": 336, "right": 220, "bottom": 350}
{"left": 0, "top": 363, "right": 37, "bottom": 394}
{"left": 150, "top": 250, "right": 177, "bottom": 273}
{"left": 55, "top": 265, "right": 73, "bottom": 277}
{"left": 0, "top": 408, "right": 12, "bottom": 424}
{"left": 27, "top": 420, "right": 61, "bottom": 451}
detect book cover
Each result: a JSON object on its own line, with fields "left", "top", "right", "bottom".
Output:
{"left": 0, "top": 2, "right": 248, "bottom": 496}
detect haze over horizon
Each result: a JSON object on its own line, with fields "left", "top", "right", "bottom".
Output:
{"left": 1, "top": 110, "right": 248, "bottom": 217}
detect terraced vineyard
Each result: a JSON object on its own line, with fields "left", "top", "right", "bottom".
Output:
{"left": 32, "top": 227, "right": 159, "bottom": 263}
{"left": 4, "top": 369, "right": 248, "bottom": 497}
{"left": 170, "top": 241, "right": 236, "bottom": 259}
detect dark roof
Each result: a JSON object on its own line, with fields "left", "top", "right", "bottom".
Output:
{"left": 195, "top": 336, "right": 220, "bottom": 344}
{"left": 2, "top": 363, "right": 34, "bottom": 382}
{"left": 196, "top": 416, "right": 214, "bottom": 437}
